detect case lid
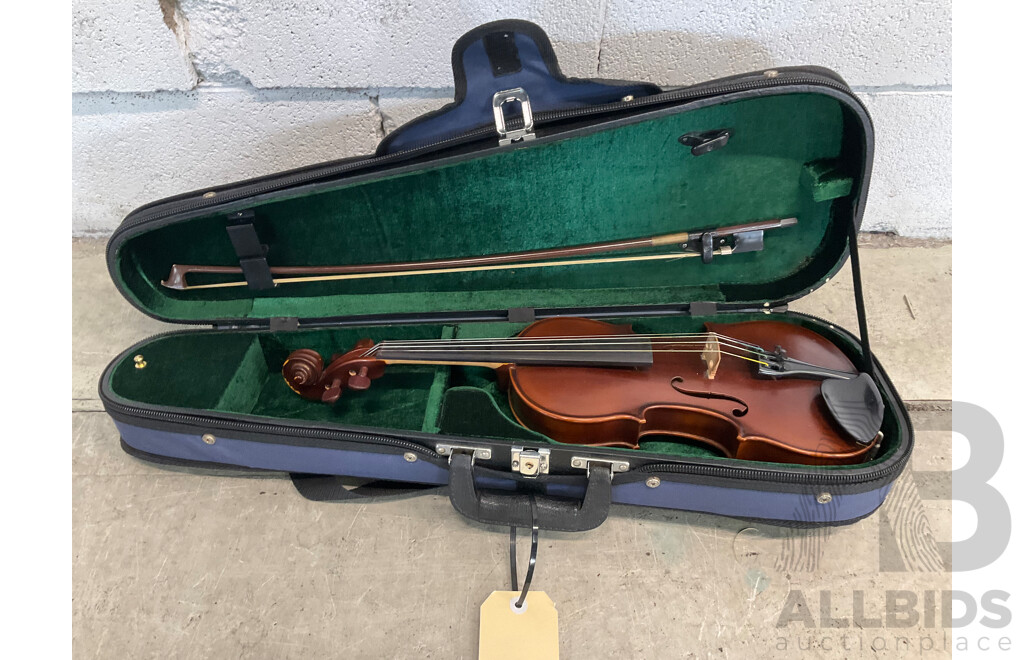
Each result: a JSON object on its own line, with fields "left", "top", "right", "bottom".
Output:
{"left": 107, "top": 21, "right": 873, "bottom": 328}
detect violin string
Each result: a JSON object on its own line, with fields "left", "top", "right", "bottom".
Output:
{"left": 389, "top": 332, "right": 764, "bottom": 351}
{"left": 377, "top": 337, "right": 760, "bottom": 351}
{"left": 374, "top": 343, "right": 765, "bottom": 361}
{"left": 374, "top": 331, "right": 750, "bottom": 343}
{"left": 374, "top": 336, "right": 767, "bottom": 359}
{"left": 375, "top": 347, "right": 770, "bottom": 366}
{"left": 374, "top": 332, "right": 767, "bottom": 354}
{"left": 368, "top": 339, "right": 768, "bottom": 364}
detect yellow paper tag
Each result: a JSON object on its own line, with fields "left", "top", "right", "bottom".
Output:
{"left": 479, "top": 590, "right": 558, "bottom": 660}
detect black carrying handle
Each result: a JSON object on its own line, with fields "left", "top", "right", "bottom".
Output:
{"left": 447, "top": 452, "right": 612, "bottom": 532}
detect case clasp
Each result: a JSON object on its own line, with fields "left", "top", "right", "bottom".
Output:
{"left": 492, "top": 88, "right": 536, "bottom": 146}
{"left": 511, "top": 446, "right": 550, "bottom": 478}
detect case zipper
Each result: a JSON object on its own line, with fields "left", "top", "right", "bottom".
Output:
{"left": 107, "top": 390, "right": 907, "bottom": 487}
{"left": 636, "top": 452, "right": 907, "bottom": 486}
{"left": 103, "top": 397, "right": 439, "bottom": 459}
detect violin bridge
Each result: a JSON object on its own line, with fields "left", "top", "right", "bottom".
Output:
{"left": 702, "top": 333, "right": 722, "bottom": 380}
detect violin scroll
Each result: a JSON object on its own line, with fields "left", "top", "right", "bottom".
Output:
{"left": 282, "top": 349, "right": 324, "bottom": 388}
{"left": 283, "top": 339, "right": 385, "bottom": 403}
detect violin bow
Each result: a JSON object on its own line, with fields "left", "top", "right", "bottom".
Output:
{"left": 161, "top": 217, "right": 797, "bottom": 291}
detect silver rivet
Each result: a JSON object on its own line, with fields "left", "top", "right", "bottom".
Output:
{"left": 816, "top": 492, "right": 832, "bottom": 504}
{"left": 764, "top": 69, "right": 779, "bottom": 78}
{"left": 618, "top": 463, "right": 629, "bottom": 471}
{"left": 133, "top": 354, "right": 147, "bottom": 369}
{"left": 571, "top": 458, "right": 583, "bottom": 468}
{"left": 202, "top": 433, "right": 216, "bottom": 445}
{"left": 621, "top": 94, "right": 634, "bottom": 102}
{"left": 646, "top": 477, "right": 661, "bottom": 488}
{"left": 403, "top": 452, "right": 417, "bottom": 462}
{"left": 437, "top": 447, "right": 447, "bottom": 455}
{"left": 512, "top": 460, "right": 520, "bottom": 469}
{"left": 202, "top": 191, "right": 217, "bottom": 198}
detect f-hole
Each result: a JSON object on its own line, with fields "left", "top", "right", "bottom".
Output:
{"left": 670, "top": 376, "right": 749, "bottom": 417}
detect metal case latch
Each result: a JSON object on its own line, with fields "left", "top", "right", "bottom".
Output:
{"left": 492, "top": 88, "right": 536, "bottom": 146}
{"left": 511, "top": 446, "right": 550, "bottom": 477}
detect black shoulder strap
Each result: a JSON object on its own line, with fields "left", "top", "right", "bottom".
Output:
{"left": 290, "top": 474, "right": 443, "bottom": 502}
{"left": 846, "top": 210, "right": 875, "bottom": 377}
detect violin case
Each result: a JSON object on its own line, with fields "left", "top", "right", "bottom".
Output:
{"left": 100, "top": 20, "right": 913, "bottom": 531}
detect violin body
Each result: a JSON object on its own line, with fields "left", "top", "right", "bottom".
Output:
{"left": 283, "top": 316, "right": 882, "bottom": 465}
{"left": 505, "top": 317, "right": 876, "bottom": 465}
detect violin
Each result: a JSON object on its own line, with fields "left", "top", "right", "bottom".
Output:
{"left": 282, "top": 317, "right": 885, "bottom": 465}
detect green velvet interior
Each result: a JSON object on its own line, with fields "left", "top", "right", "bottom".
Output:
{"left": 113, "top": 92, "right": 863, "bottom": 322}
{"left": 106, "top": 314, "right": 902, "bottom": 470}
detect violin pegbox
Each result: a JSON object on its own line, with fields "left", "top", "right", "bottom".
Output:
{"left": 283, "top": 339, "right": 386, "bottom": 403}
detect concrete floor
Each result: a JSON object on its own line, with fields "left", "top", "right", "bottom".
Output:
{"left": 73, "top": 237, "right": 953, "bottom": 658}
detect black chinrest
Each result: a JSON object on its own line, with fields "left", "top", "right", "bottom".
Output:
{"left": 820, "top": 373, "right": 884, "bottom": 445}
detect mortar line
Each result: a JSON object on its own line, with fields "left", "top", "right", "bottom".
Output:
{"left": 850, "top": 84, "right": 952, "bottom": 93}
{"left": 72, "top": 83, "right": 950, "bottom": 104}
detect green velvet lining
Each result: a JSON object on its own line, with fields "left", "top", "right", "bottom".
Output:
{"left": 420, "top": 325, "right": 455, "bottom": 433}
{"left": 106, "top": 313, "right": 901, "bottom": 471}
{"left": 110, "top": 333, "right": 260, "bottom": 411}
{"left": 113, "top": 92, "right": 864, "bottom": 323}
{"left": 802, "top": 158, "right": 854, "bottom": 202}
{"left": 212, "top": 338, "right": 266, "bottom": 413}
{"left": 438, "top": 386, "right": 551, "bottom": 444}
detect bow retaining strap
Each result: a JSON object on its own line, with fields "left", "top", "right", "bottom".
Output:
{"left": 225, "top": 210, "right": 274, "bottom": 290}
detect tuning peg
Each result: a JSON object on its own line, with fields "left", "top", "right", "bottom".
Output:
{"left": 322, "top": 378, "right": 343, "bottom": 403}
{"left": 348, "top": 366, "right": 371, "bottom": 390}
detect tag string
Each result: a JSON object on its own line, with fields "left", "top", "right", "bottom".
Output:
{"left": 509, "top": 494, "right": 539, "bottom": 609}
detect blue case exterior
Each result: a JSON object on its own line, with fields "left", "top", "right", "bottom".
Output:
{"left": 115, "top": 420, "right": 894, "bottom": 525}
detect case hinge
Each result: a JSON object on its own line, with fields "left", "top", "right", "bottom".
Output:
{"left": 269, "top": 317, "right": 299, "bottom": 331}
{"left": 436, "top": 443, "right": 492, "bottom": 463}
{"left": 492, "top": 88, "right": 536, "bottom": 146}
{"left": 569, "top": 456, "right": 630, "bottom": 475}
{"left": 688, "top": 301, "right": 718, "bottom": 316}
{"left": 511, "top": 446, "right": 549, "bottom": 478}
{"left": 507, "top": 307, "right": 536, "bottom": 323}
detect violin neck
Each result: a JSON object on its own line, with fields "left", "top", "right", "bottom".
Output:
{"left": 373, "top": 338, "right": 654, "bottom": 369}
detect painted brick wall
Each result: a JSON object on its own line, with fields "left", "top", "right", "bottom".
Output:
{"left": 72, "top": 0, "right": 951, "bottom": 236}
